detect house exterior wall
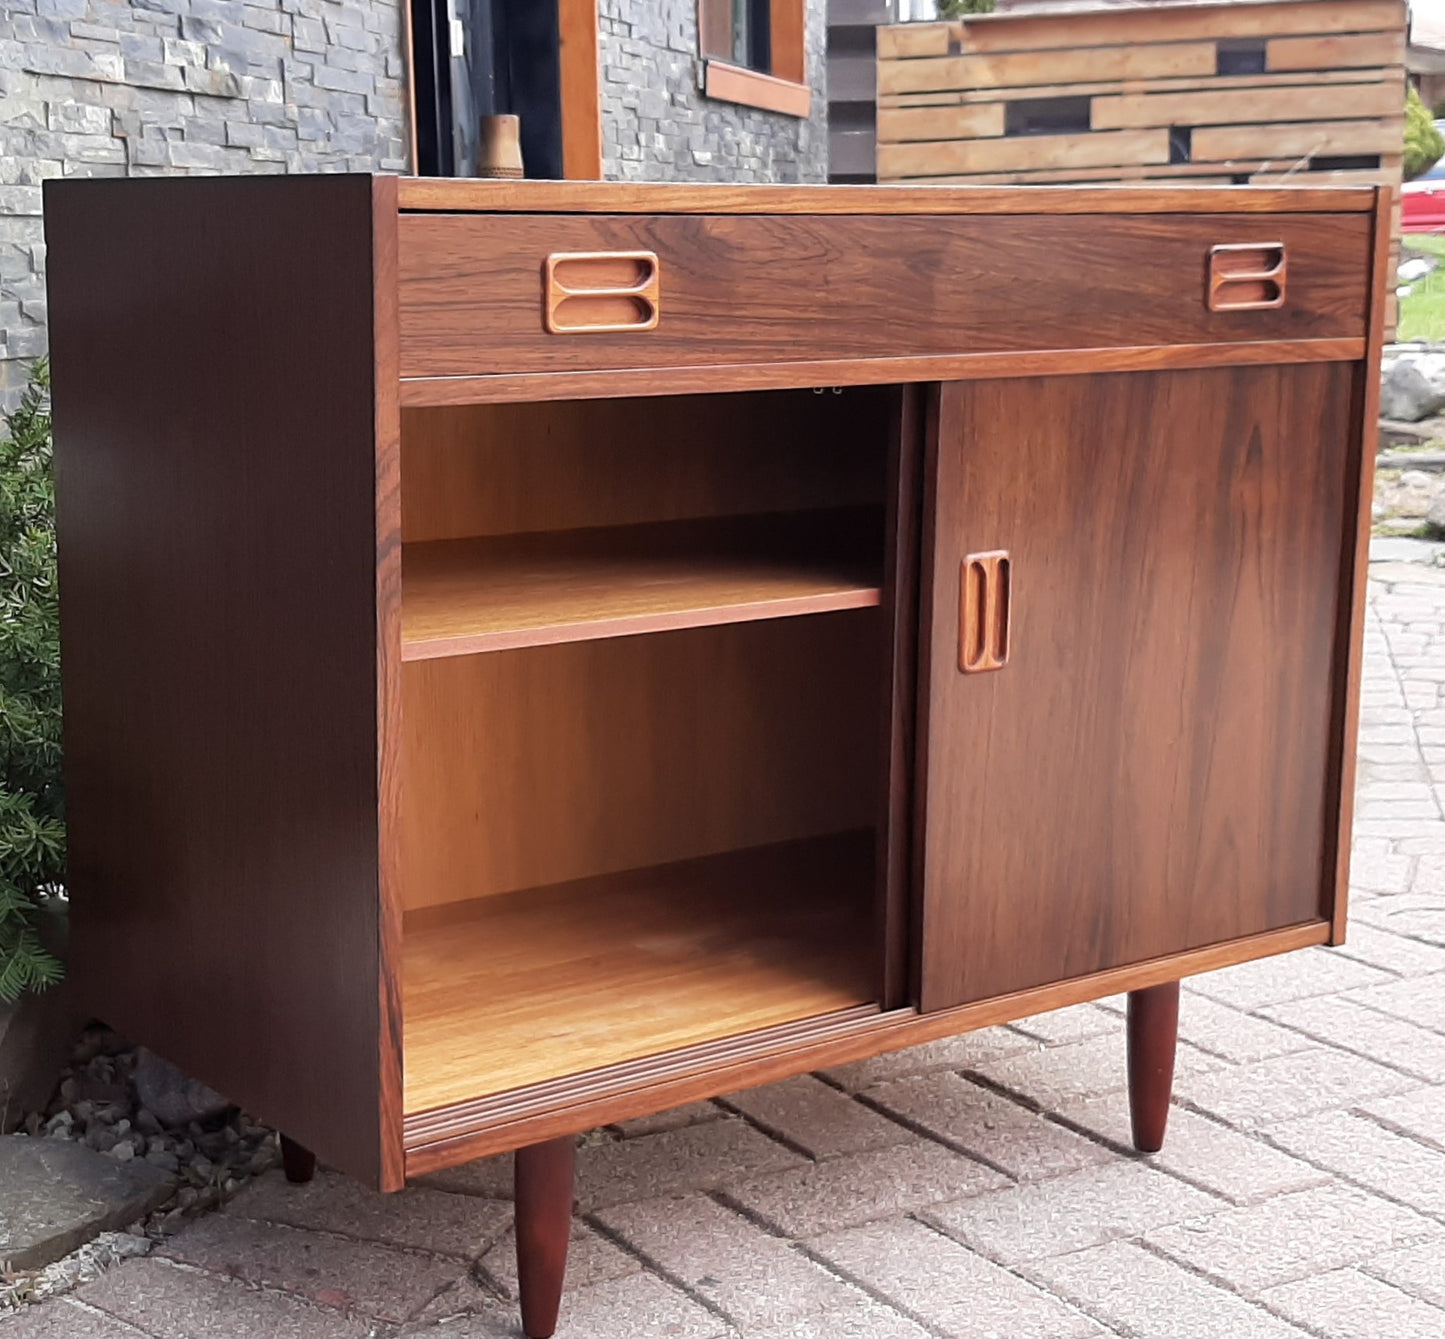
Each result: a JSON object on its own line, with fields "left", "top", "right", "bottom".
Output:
{"left": 598, "top": 0, "right": 828, "bottom": 182}
{"left": 0, "top": 0, "right": 408, "bottom": 404}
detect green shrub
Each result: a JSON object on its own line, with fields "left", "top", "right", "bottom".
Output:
{"left": 936, "top": 0, "right": 996, "bottom": 16}
{"left": 1405, "top": 84, "right": 1444, "bottom": 181}
{"left": 0, "top": 361, "right": 64, "bottom": 1003}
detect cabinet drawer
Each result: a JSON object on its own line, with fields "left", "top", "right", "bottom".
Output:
{"left": 397, "top": 211, "right": 1371, "bottom": 381}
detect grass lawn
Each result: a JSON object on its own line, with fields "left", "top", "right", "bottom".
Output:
{"left": 1399, "top": 234, "right": 1445, "bottom": 341}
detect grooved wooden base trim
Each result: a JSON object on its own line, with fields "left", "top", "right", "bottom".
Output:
{"left": 402, "top": 919, "right": 1329, "bottom": 1174}
{"left": 398, "top": 338, "right": 1366, "bottom": 408}
{"left": 402, "top": 836, "right": 878, "bottom": 1114}
{"left": 404, "top": 1005, "right": 882, "bottom": 1148}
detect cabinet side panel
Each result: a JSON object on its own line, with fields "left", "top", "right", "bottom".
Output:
{"left": 373, "top": 175, "right": 405, "bottom": 1190}
{"left": 45, "top": 176, "right": 386, "bottom": 1184}
{"left": 1328, "top": 187, "right": 1395, "bottom": 944}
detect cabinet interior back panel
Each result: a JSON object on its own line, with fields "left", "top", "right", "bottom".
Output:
{"left": 919, "top": 362, "right": 1353, "bottom": 1009}
{"left": 399, "top": 389, "right": 893, "bottom": 543}
{"left": 400, "top": 613, "right": 882, "bottom": 909}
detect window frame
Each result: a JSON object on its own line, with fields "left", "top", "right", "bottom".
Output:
{"left": 697, "top": 0, "right": 811, "bottom": 119}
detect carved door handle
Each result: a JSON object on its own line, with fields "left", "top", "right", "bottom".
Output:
{"left": 543, "top": 251, "right": 660, "bottom": 333}
{"left": 959, "top": 550, "right": 1011, "bottom": 674}
{"left": 1207, "top": 243, "right": 1286, "bottom": 311}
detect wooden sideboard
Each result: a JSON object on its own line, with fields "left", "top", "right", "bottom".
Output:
{"left": 43, "top": 176, "right": 1387, "bottom": 1339}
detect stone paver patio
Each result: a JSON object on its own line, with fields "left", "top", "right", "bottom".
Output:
{"left": 5, "top": 556, "right": 1445, "bottom": 1339}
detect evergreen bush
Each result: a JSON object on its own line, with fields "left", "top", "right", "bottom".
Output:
{"left": 1405, "top": 84, "right": 1444, "bottom": 181}
{"left": 0, "top": 360, "right": 64, "bottom": 1003}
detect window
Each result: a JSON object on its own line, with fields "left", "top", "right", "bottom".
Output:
{"left": 1003, "top": 97, "right": 1091, "bottom": 138}
{"left": 712, "top": 0, "right": 771, "bottom": 72}
{"left": 699, "top": 0, "right": 811, "bottom": 118}
{"left": 407, "top": 0, "right": 601, "bottom": 179}
{"left": 1216, "top": 39, "right": 1267, "bottom": 77}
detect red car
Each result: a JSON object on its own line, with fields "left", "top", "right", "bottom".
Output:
{"left": 1403, "top": 124, "right": 1445, "bottom": 232}
{"left": 1404, "top": 177, "right": 1445, "bottom": 232}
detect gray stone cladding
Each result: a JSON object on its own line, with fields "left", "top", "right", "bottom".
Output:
{"left": 598, "top": 0, "right": 827, "bottom": 183}
{"left": 0, "top": 0, "right": 409, "bottom": 405}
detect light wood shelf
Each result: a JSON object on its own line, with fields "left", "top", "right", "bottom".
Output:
{"left": 401, "top": 832, "right": 876, "bottom": 1114}
{"left": 400, "top": 509, "right": 882, "bottom": 660}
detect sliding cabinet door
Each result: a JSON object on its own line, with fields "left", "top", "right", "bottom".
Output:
{"left": 916, "top": 365, "right": 1355, "bottom": 1011}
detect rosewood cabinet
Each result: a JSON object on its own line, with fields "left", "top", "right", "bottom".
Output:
{"left": 44, "top": 177, "right": 1386, "bottom": 1339}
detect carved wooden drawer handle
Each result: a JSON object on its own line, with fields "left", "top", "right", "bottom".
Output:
{"left": 544, "top": 251, "right": 660, "bottom": 334}
{"left": 1207, "top": 243, "right": 1286, "bottom": 311}
{"left": 960, "top": 550, "right": 1011, "bottom": 674}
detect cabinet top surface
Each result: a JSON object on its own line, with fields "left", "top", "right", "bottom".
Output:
{"left": 40, "top": 174, "right": 1378, "bottom": 217}
{"left": 394, "top": 177, "right": 1377, "bottom": 216}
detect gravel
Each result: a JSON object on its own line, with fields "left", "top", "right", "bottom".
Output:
{"left": 1, "top": 1024, "right": 281, "bottom": 1313}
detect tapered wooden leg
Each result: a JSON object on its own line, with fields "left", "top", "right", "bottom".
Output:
{"left": 279, "top": 1135, "right": 316, "bottom": 1184}
{"left": 515, "top": 1136, "right": 575, "bottom": 1339}
{"left": 1127, "top": 980, "right": 1180, "bottom": 1153}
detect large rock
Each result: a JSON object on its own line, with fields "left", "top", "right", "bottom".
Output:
{"left": 1381, "top": 359, "right": 1445, "bottom": 422}
{"left": 1427, "top": 494, "right": 1445, "bottom": 535}
{"left": 131, "top": 1049, "right": 230, "bottom": 1128}
{"left": 0, "top": 1134, "right": 173, "bottom": 1270}
{"left": 1379, "top": 418, "right": 1436, "bottom": 450}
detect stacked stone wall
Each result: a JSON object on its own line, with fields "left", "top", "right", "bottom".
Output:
{"left": 598, "top": 0, "right": 827, "bottom": 183}
{"left": 0, "top": 0, "right": 408, "bottom": 402}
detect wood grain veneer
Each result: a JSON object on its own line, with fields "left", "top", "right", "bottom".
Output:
{"left": 400, "top": 389, "right": 892, "bottom": 543}
{"left": 397, "top": 212, "right": 1371, "bottom": 380}
{"left": 402, "top": 833, "right": 875, "bottom": 1113}
{"left": 916, "top": 363, "right": 1353, "bottom": 1009}
{"left": 397, "top": 337, "right": 1367, "bottom": 408}
{"left": 1329, "top": 186, "right": 1397, "bottom": 945}
{"left": 45, "top": 176, "right": 1378, "bottom": 1200}
{"left": 45, "top": 174, "right": 395, "bottom": 1186}
{"left": 400, "top": 510, "right": 883, "bottom": 659}
{"left": 876, "top": 386, "right": 926, "bottom": 1010}
{"left": 399, "top": 614, "right": 883, "bottom": 909}
{"left": 402, "top": 919, "right": 1330, "bottom": 1170}
{"left": 395, "top": 178, "right": 1375, "bottom": 214}
{"left": 372, "top": 175, "right": 405, "bottom": 1191}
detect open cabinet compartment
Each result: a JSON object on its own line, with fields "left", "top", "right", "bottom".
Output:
{"left": 396, "top": 387, "right": 907, "bottom": 1116}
